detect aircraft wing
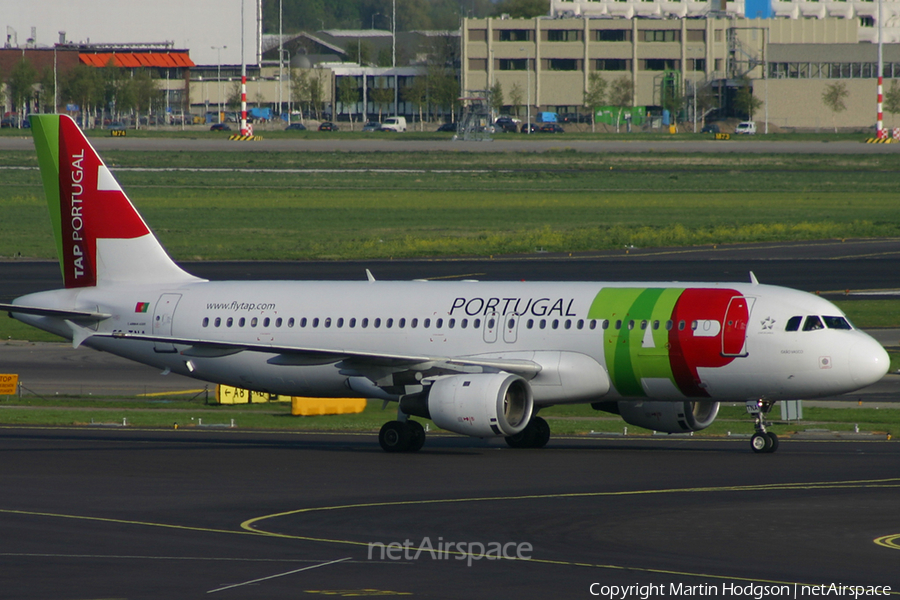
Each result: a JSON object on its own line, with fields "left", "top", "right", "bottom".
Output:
{"left": 78, "top": 329, "right": 543, "bottom": 380}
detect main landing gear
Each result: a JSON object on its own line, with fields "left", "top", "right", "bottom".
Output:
{"left": 504, "top": 416, "right": 551, "bottom": 449}
{"left": 746, "top": 399, "right": 779, "bottom": 454}
{"left": 379, "top": 419, "right": 426, "bottom": 453}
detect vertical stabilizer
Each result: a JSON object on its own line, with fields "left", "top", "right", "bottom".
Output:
{"left": 31, "top": 114, "right": 200, "bottom": 288}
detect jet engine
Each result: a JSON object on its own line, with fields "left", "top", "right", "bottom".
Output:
{"left": 593, "top": 400, "right": 720, "bottom": 433}
{"left": 402, "top": 373, "right": 534, "bottom": 438}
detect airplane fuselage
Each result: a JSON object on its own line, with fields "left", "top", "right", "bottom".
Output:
{"left": 15, "top": 278, "right": 887, "bottom": 406}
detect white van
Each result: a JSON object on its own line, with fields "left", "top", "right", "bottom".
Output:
{"left": 380, "top": 116, "right": 407, "bottom": 132}
{"left": 734, "top": 121, "right": 756, "bottom": 135}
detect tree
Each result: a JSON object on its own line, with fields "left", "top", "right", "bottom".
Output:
{"left": 733, "top": 79, "right": 762, "bottom": 121}
{"left": 308, "top": 69, "right": 326, "bottom": 120}
{"left": 37, "top": 67, "right": 56, "bottom": 113}
{"left": 338, "top": 76, "right": 360, "bottom": 128}
{"left": 583, "top": 72, "right": 607, "bottom": 133}
{"left": 508, "top": 82, "right": 523, "bottom": 118}
{"left": 61, "top": 64, "right": 102, "bottom": 127}
{"left": 345, "top": 39, "right": 372, "bottom": 66}
{"left": 608, "top": 76, "right": 634, "bottom": 133}
{"left": 822, "top": 81, "right": 849, "bottom": 133}
{"left": 370, "top": 83, "right": 394, "bottom": 121}
{"left": 402, "top": 75, "right": 428, "bottom": 130}
{"left": 490, "top": 81, "right": 504, "bottom": 115}
{"left": 131, "top": 69, "right": 162, "bottom": 128}
{"left": 7, "top": 58, "right": 38, "bottom": 126}
{"left": 884, "top": 80, "right": 900, "bottom": 128}
{"left": 492, "top": 0, "right": 550, "bottom": 18}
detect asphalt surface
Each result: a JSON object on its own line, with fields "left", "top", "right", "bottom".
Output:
{"left": 0, "top": 427, "right": 897, "bottom": 599}
{"left": 2, "top": 133, "right": 900, "bottom": 154}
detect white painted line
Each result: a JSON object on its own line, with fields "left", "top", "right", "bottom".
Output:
{"left": 206, "top": 556, "right": 352, "bottom": 594}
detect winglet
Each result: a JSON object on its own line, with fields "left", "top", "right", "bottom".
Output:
{"left": 65, "top": 320, "right": 95, "bottom": 349}
{"left": 749, "top": 271, "right": 759, "bottom": 286}
{"left": 366, "top": 269, "right": 376, "bottom": 282}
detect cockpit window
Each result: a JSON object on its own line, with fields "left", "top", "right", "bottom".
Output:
{"left": 802, "top": 315, "right": 824, "bottom": 331}
{"left": 823, "top": 316, "right": 852, "bottom": 330}
{"left": 785, "top": 316, "right": 802, "bottom": 332}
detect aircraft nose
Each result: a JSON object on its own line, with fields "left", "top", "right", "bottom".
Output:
{"left": 849, "top": 336, "right": 890, "bottom": 387}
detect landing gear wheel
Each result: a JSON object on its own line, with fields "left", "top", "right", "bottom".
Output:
{"left": 531, "top": 416, "right": 551, "bottom": 449}
{"left": 505, "top": 416, "right": 551, "bottom": 449}
{"left": 505, "top": 425, "right": 536, "bottom": 449}
{"left": 766, "top": 432, "right": 779, "bottom": 453}
{"left": 379, "top": 420, "right": 410, "bottom": 453}
{"left": 406, "top": 420, "right": 426, "bottom": 452}
{"left": 750, "top": 432, "right": 772, "bottom": 454}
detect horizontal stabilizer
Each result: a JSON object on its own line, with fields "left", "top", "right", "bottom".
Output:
{"left": 0, "top": 303, "right": 111, "bottom": 321}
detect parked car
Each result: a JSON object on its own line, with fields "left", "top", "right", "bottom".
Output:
{"left": 734, "top": 121, "right": 756, "bottom": 135}
{"left": 380, "top": 116, "right": 407, "bottom": 132}
{"left": 436, "top": 122, "right": 458, "bottom": 132}
{"left": 318, "top": 122, "right": 338, "bottom": 131}
{"left": 539, "top": 123, "right": 565, "bottom": 134}
{"left": 494, "top": 116, "right": 518, "bottom": 133}
{"left": 285, "top": 122, "right": 307, "bottom": 131}
{"left": 701, "top": 123, "right": 720, "bottom": 134}
{"left": 361, "top": 121, "right": 381, "bottom": 132}
{"left": 520, "top": 123, "right": 538, "bottom": 133}
{"left": 210, "top": 123, "right": 231, "bottom": 131}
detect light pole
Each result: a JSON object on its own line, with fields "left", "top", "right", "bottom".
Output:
{"left": 520, "top": 46, "right": 531, "bottom": 134}
{"left": 212, "top": 45, "right": 227, "bottom": 123}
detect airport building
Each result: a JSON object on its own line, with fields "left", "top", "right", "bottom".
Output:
{"left": 462, "top": 15, "right": 900, "bottom": 130}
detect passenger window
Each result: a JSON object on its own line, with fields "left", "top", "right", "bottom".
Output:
{"left": 615, "top": 320, "right": 622, "bottom": 330}
{"left": 362, "top": 318, "right": 369, "bottom": 328}
{"left": 239, "top": 317, "right": 246, "bottom": 327}
{"left": 486, "top": 318, "right": 494, "bottom": 329}
{"left": 601, "top": 320, "right": 609, "bottom": 330}
{"left": 565, "top": 319, "right": 572, "bottom": 330}
{"left": 263, "top": 317, "right": 270, "bottom": 327}
{"left": 577, "top": 319, "right": 584, "bottom": 330}
{"left": 386, "top": 318, "right": 393, "bottom": 328}
{"left": 399, "top": 318, "right": 406, "bottom": 328}
{"left": 448, "top": 319, "right": 455, "bottom": 329}
{"left": 251, "top": 317, "right": 258, "bottom": 327}
{"left": 436, "top": 318, "right": 443, "bottom": 328}
{"left": 300, "top": 317, "right": 307, "bottom": 327}
{"left": 227, "top": 317, "right": 233, "bottom": 327}
{"left": 411, "top": 318, "right": 418, "bottom": 328}
{"left": 337, "top": 318, "right": 344, "bottom": 328}
{"left": 678, "top": 320, "right": 685, "bottom": 331}
{"left": 627, "top": 320, "right": 634, "bottom": 330}
{"left": 552, "top": 319, "right": 559, "bottom": 330}
{"left": 374, "top": 318, "right": 381, "bottom": 328}
{"left": 424, "top": 318, "right": 431, "bottom": 328}
{"left": 214, "top": 317, "right": 221, "bottom": 327}
{"left": 527, "top": 319, "right": 534, "bottom": 329}
{"left": 589, "top": 320, "right": 597, "bottom": 330}
{"left": 461, "top": 318, "right": 468, "bottom": 329}
{"left": 202, "top": 317, "right": 209, "bottom": 327}
{"left": 275, "top": 317, "right": 282, "bottom": 327}
{"left": 540, "top": 319, "right": 547, "bottom": 330}
{"left": 288, "top": 317, "right": 295, "bottom": 328}
{"left": 640, "top": 320, "right": 648, "bottom": 330}
{"left": 349, "top": 318, "right": 356, "bottom": 328}
{"left": 474, "top": 318, "right": 481, "bottom": 328}
{"left": 312, "top": 318, "right": 319, "bottom": 328}
{"left": 666, "top": 320, "right": 673, "bottom": 331}
{"left": 803, "top": 316, "right": 824, "bottom": 331}
{"left": 507, "top": 318, "right": 515, "bottom": 329}
{"left": 653, "top": 320, "right": 659, "bottom": 330}
{"left": 823, "top": 316, "right": 852, "bottom": 330}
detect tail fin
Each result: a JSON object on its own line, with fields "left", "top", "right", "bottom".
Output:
{"left": 31, "top": 114, "right": 199, "bottom": 288}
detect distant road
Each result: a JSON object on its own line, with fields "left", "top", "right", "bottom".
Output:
{"left": 0, "top": 134, "right": 897, "bottom": 154}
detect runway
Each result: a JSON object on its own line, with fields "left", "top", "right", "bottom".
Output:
{"left": 0, "top": 427, "right": 897, "bottom": 599}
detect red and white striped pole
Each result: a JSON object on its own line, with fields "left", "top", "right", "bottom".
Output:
{"left": 877, "top": 75, "right": 885, "bottom": 138}
{"left": 240, "top": 71, "right": 249, "bottom": 136}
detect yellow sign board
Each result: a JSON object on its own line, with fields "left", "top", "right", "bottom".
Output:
{"left": 216, "top": 385, "right": 290, "bottom": 405}
{"left": 215, "top": 385, "right": 366, "bottom": 415}
{"left": 0, "top": 374, "right": 18, "bottom": 395}
{"left": 715, "top": 132, "right": 731, "bottom": 140}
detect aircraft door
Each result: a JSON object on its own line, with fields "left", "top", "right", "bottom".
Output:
{"left": 152, "top": 293, "right": 182, "bottom": 353}
{"left": 503, "top": 313, "right": 520, "bottom": 343}
{"left": 483, "top": 311, "right": 499, "bottom": 343}
{"left": 722, "top": 296, "right": 753, "bottom": 357}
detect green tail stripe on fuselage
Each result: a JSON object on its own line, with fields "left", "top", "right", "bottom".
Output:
{"left": 30, "top": 115, "right": 63, "bottom": 279}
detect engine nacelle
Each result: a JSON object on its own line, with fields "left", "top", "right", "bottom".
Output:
{"left": 426, "top": 373, "right": 534, "bottom": 438}
{"left": 595, "top": 400, "right": 720, "bottom": 433}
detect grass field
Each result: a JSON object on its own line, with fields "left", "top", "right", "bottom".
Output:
{"left": 3, "top": 149, "right": 900, "bottom": 261}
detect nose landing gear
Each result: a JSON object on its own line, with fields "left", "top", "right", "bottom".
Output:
{"left": 746, "top": 399, "right": 779, "bottom": 453}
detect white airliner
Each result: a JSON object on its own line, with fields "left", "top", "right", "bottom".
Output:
{"left": 1, "top": 115, "right": 890, "bottom": 453}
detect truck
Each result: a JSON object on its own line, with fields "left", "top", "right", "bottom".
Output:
{"left": 734, "top": 121, "right": 756, "bottom": 135}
